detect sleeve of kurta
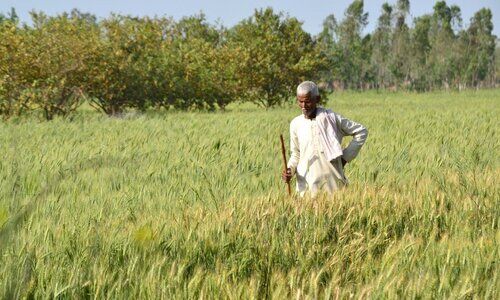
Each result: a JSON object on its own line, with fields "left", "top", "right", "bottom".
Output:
{"left": 336, "top": 113, "right": 368, "bottom": 162}
{"left": 287, "top": 120, "right": 300, "bottom": 175}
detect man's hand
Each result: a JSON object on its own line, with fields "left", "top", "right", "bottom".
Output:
{"left": 282, "top": 168, "right": 293, "bottom": 183}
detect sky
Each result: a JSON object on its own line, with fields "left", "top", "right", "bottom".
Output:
{"left": 1, "top": 0, "right": 499, "bottom": 37}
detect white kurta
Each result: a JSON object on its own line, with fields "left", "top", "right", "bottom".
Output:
{"left": 287, "top": 107, "right": 368, "bottom": 197}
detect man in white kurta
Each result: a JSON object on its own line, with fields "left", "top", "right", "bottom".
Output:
{"left": 283, "top": 81, "right": 368, "bottom": 197}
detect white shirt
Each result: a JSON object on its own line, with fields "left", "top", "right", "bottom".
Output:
{"left": 287, "top": 108, "right": 368, "bottom": 197}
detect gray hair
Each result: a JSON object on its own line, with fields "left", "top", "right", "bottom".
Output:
{"left": 297, "top": 81, "right": 319, "bottom": 97}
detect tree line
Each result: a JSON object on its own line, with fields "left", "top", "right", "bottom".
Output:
{"left": 317, "top": 0, "right": 497, "bottom": 91}
{"left": 0, "top": 0, "right": 497, "bottom": 120}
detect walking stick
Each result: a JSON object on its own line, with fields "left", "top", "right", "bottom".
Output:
{"left": 280, "top": 134, "right": 292, "bottom": 196}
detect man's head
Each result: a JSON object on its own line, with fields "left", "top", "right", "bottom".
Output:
{"left": 296, "top": 81, "right": 320, "bottom": 119}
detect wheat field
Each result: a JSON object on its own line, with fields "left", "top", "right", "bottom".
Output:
{"left": 0, "top": 90, "right": 498, "bottom": 298}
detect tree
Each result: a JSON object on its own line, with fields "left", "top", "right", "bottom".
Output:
{"left": 462, "top": 8, "right": 496, "bottom": 87}
{"left": 82, "top": 16, "right": 169, "bottom": 115}
{"left": 0, "top": 7, "right": 18, "bottom": 24}
{"left": 166, "top": 14, "right": 238, "bottom": 110}
{"left": 394, "top": 0, "right": 410, "bottom": 30}
{"left": 409, "top": 15, "right": 432, "bottom": 90}
{"left": 0, "top": 17, "right": 25, "bottom": 118}
{"left": 370, "top": 3, "right": 393, "bottom": 88}
{"left": 426, "top": 1, "right": 461, "bottom": 89}
{"left": 332, "top": 0, "right": 369, "bottom": 89}
{"left": 316, "top": 14, "right": 339, "bottom": 89}
{"left": 0, "top": 11, "right": 96, "bottom": 120}
{"left": 389, "top": 0, "right": 411, "bottom": 88}
{"left": 228, "top": 8, "right": 321, "bottom": 108}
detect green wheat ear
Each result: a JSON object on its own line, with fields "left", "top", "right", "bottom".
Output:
{"left": 0, "top": 206, "right": 7, "bottom": 229}
{"left": 133, "top": 225, "right": 155, "bottom": 246}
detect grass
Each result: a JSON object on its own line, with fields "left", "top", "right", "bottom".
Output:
{"left": 0, "top": 89, "right": 499, "bottom": 298}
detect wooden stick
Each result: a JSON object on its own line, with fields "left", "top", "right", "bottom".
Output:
{"left": 280, "top": 134, "right": 291, "bottom": 196}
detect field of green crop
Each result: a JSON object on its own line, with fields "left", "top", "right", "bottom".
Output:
{"left": 0, "top": 90, "right": 498, "bottom": 298}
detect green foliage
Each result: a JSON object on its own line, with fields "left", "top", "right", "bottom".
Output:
{"left": 0, "top": 7, "right": 18, "bottom": 24}
{"left": 316, "top": 14, "right": 339, "bottom": 90}
{"left": 496, "top": 40, "right": 500, "bottom": 78}
{"left": 424, "top": 1, "right": 460, "bottom": 89}
{"left": 0, "top": 11, "right": 95, "bottom": 119}
{"left": 319, "top": 0, "right": 370, "bottom": 89}
{"left": 317, "top": 1, "right": 497, "bottom": 92}
{"left": 66, "top": 13, "right": 237, "bottom": 114}
{"left": 389, "top": 0, "right": 411, "bottom": 88}
{"left": 0, "top": 90, "right": 498, "bottom": 297}
{"left": 83, "top": 16, "right": 168, "bottom": 115}
{"left": 229, "top": 8, "right": 322, "bottom": 108}
{"left": 462, "top": 8, "right": 496, "bottom": 86}
{"left": 0, "top": 1, "right": 498, "bottom": 119}
{"left": 0, "top": 20, "right": 26, "bottom": 118}
{"left": 370, "top": 3, "right": 393, "bottom": 88}
{"left": 169, "top": 15, "right": 239, "bottom": 110}
{"left": 409, "top": 15, "right": 433, "bottom": 90}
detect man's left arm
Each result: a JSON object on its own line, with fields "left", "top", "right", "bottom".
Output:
{"left": 335, "top": 113, "right": 368, "bottom": 163}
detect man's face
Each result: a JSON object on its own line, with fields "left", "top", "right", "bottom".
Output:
{"left": 297, "top": 93, "right": 320, "bottom": 119}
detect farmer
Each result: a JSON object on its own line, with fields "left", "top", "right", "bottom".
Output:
{"left": 282, "top": 81, "right": 368, "bottom": 197}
